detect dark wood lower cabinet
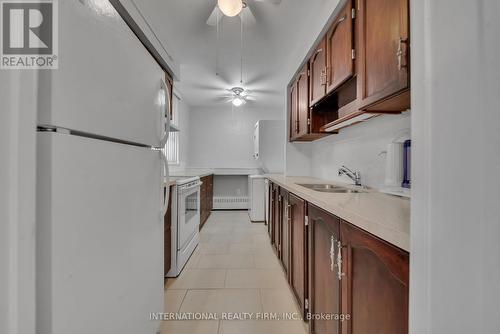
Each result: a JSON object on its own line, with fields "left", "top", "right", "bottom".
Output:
{"left": 340, "top": 222, "right": 409, "bottom": 334}
{"left": 308, "top": 204, "right": 341, "bottom": 334}
{"left": 265, "top": 182, "right": 409, "bottom": 334}
{"left": 280, "top": 188, "right": 290, "bottom": 275}
{"left": 289, "top": 194, "right": 307, "bottom": 317}
{"left": 267, "top": 181, "right": 273, "bottom": 238}
{"left": 272, "top": 183, "right": 280, "bottom": 254}
{"left": 164, "top": 185, "right": 173, "bottom": 276}
{"left": 199, "top": 174, "right": 214, "bottom": 230}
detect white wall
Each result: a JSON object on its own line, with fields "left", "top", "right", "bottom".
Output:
{"left": 283, "top": 0, "right": 341, "bottom": 177}
{"left": 0, "top": 71, "right": 38, "bottom": 334}
{"left": 169, "top": 90, "right": 191, "bottom": 172}
{"left": 187, "top": 106, "right": 282, "bottom": 169}
{"left": 410, "top": 0, "right": 500, "bottom": 333}
{"left": 311, "top": 113, "right": 410, "bottom": 189}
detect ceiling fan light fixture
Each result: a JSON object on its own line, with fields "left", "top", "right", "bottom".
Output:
{"left": 232, "top": 96, "right": 244, "bottom": 107}
{"left": 218, "top": 0, "right": 243, "bottom": 17}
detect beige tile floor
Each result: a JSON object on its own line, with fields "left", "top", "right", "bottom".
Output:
{"left": 162, "top": 211, "right": 308, "bottom": 334}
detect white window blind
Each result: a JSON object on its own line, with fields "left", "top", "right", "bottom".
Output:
{"left": 165, "top": 93, "right": 180, "bottom": 165}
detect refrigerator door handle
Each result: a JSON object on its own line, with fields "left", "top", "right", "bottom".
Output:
{"left": 160, "top": 151, "right": 169, "bottom": 216}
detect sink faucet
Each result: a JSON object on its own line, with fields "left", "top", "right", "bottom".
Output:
{"left": 338, "top": 166, "right": 361, "bottom": 186}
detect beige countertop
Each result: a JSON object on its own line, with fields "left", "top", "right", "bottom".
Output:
{"left": 169, "top": 169, "right": 215, "bottom": 178}
{"left": 165, "top": 169, "right": 215, "bottom": 187}
{"left": 165, "top": 179, "right": 177, "bottom": 187}
{"left": 267, "top": 174, "right": 410, "bottom": 252}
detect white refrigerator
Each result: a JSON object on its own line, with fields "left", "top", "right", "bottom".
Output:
{"left": 36, "top": 1, "right": 168, "bottom": 334}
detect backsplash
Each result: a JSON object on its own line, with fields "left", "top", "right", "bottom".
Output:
{"left": 310, "top": 112, "right": 411, "bottom": 190}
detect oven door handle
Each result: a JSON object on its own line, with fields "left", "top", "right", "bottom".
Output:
{"left": 179, "top": 181, "right": 202, "bottom": 192}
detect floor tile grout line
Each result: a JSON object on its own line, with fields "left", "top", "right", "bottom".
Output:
{"left": 258, "top": 288, "right": 265, "bottom": 314}
{"left": 176, "top": 289, "right": 188, "bottom": 313}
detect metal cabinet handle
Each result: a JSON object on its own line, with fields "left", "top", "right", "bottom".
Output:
{"left": 320, "top": 69, "right": 327, "bottom": 85}
{"left": 397, "top": 38, "right": 409, "bottom": 71}
{"left": 330, "top": 236, "right": 336, "bottom": 272}
{"left": 336, "top": 241, "right": 346, "bottom": 280}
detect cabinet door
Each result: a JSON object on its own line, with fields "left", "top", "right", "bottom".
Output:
{"left": 268, "top": 182, "right": 274, "bottom": 240}
{"left": 340, "top": 222, "right": 409, "bottom": 334}
{"left": 326, "top": 0, "right": 355, "bottom": 94}
{"left": 309, "top": 37, "right": 327, "bottom": 106}
{"left": 289, "top": 82, "right": 299, "bottom": 141}
{"left": 280, "top": 188, "right": 290, "bottom": 275}
{"left": 308, "top": 204, "right": 341, "bottom": 334}
{"left": 272, "top": 185, "right": 281, "bottom": 253}
{"left": 297, "top": 65, "right": 310, "bottom": 138}
{"left": 199, "top": 176, "right": 208, "bottom": 229}
{"left": 357, "top": 0, "right": 409, "bottom": 109}
{"left": 289, "top": 194, "right": 307, "bottom": 317}
{"left": 208, "top": 175, "right": 213, "bottom": 212}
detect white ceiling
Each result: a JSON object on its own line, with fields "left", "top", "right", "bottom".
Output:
{"left": 132, "top": 0, "right": 330, "bottom": 108}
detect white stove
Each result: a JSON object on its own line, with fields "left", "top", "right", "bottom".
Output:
{"left": 166, "top": 176, "right": 202, "bottom": 277}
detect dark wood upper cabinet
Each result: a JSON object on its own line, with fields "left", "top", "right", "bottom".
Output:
{"left": 308, "top": 204, "right": 341, "bottom": 334}
{"left": 289, "top": 62, "right": 337, "bottom": 143}
{"left": 326, "top": 0, "right": 355, "bottom": 94}
{"left": 289, "top": 82, "right": 299, "bottom": 141}
{"left": 357, "top": 0, "right": 410, "bottom": 111}
{"left": 340, "top": 222, "right": 409, "bottom": 334}
{"left": 297, "top": 65, "right": 310, "bottom": 138}
{"left": 289, "top": 193, "right": 308, "bottom": 318}
{"left": 309, "top": 37, "right": 328, "bottom": 106}
{"left": 287, "top": 0, "right": 410, "bottom": 139}
{"left": 290, "top": 63, "right": 313, "bottom": 141}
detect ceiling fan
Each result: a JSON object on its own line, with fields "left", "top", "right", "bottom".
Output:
{"left": 221, "top": 87, "right": 255, "bottom": 107}
{"left": 206, "top": 0, "right": 282, "bottom": 27}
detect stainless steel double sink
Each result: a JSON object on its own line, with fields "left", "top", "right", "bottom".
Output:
{"left": 297, "top": 183, "right": 367, "bottom": 193}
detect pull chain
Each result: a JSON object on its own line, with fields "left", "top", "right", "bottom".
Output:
{"left": 240, "top": 14, "right": 243, "bottom": 85}
{"left": 216, "top": 7, "right": 220, "bottom": 76}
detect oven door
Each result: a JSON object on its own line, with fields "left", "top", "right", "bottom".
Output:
{"left": 177, "top": 184, "right": 200, "bottom": 250}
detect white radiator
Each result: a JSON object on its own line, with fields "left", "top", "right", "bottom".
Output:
{"left": 213, "top": 196, "right": 249, "bottom": 210}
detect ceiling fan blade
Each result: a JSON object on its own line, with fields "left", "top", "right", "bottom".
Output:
{"left": 215, "top": 96, "right": 234, "bottom": 102}
{"left": 206, "top": 6, "right": 222, "bottom": 26}
{"left": 240, "top": 6, "right": 256, "bottom": 26}
{"left": 253, "top": 0, "right": 282, "bottom": 4}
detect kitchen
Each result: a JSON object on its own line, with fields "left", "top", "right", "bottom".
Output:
{"left": 1, "top": 1, "right": 499, "bottom": 334}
